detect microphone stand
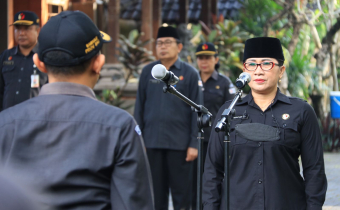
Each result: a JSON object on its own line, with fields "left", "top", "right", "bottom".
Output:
{"left": 163, "top": 84, "right": 211, "bottom": 210}
{"left": 215, "top": 89, "right": 243, "bottom": 210}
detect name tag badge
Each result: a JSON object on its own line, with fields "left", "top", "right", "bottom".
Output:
{"left": 31, "top": 74, "right": 40, "bottom": 88}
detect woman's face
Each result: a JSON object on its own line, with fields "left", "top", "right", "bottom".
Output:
{"left": 197, "top": 55, "right": 219, "bottom": 74}
{"left": 243, "top": 57, "right": 285, "bottom": 94}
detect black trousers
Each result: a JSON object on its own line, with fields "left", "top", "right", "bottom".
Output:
{"left": 191, "top": 141, "right": 209, "bottom": 210}
{"left": 146, "top": 148, "right": 193, "bottom": 210}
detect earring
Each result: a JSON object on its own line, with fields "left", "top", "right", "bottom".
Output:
{"left": 279, "top": 78, "right": 282, "bottom": 83}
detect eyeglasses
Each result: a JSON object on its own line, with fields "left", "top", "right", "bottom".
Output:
{"left": 156, "top": 40, "right": 178, "bottom": 47}
{"left": 244, "top": 62, "right": 280, "bottom": 71}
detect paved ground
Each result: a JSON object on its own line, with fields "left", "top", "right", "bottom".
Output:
{"left": 323, "top": 152, "right": 340, "bottom": 210}
{"left": 169, "top": 152, "right": 340, "bottom": 210}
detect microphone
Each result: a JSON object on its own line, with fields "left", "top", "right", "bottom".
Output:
{"left": 151, "top": 64, "right": 179, "bottom": 85}
{"left": 235, "top": 72, "right": 251, "bottom": 89}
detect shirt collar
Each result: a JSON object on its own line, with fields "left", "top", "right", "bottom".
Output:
{"left": 39, "top": 82, "right": 97, "bottom": 99}
{"left": 14, "top": 46, "right": 19, "bottom": 55}
{"left": 236, "top": 88, "right": 292, "bottom": 105}
{"left": 211, "top": 70, "right": 218, "bottom": 80}
{"left": 166, "top": 58, "right": 181, "bottom": 70}
{"left": 14, "top": 43, "right": 38, "bottom": 55}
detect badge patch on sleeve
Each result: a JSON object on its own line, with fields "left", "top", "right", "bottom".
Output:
{"left": 135, "top": 125, "right": 142, "bottom": 135}
{"left": 229, "top": 87, "right": 236, "bottom": 94}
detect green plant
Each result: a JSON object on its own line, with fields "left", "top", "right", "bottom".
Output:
{"left": 199, "top": 17, "right": 250, "bottom": 90}
{"left": 239, "top": 0, "right": 285, "bottom": 37}
{"left": 96, "top": 88, "right": 134, "bottom": 110}
{"left": 97, "top": 29, "right": 155, "bottom": 109}
{"left": 116, "top": 29, "right": 155, "bottom": 83}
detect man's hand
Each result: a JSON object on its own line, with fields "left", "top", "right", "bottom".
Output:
{"left": 186, "top": 147, "right": 198, "bottom": 162}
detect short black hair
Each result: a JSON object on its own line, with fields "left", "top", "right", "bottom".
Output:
{"left": 277, "top": 59, "right": 284, "bottom": 66}
{"left": 44, "top": 51, "right": 94, "bottom": 76}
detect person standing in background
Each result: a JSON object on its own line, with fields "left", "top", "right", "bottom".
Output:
{"left": 0, "top": 11, "right": 48, "bottom": 112}
{"left": 191, "top": 42, "right": 236, "bottom": 210}
{"left": 134, "top": 26, "right": 203, "bottom": 210}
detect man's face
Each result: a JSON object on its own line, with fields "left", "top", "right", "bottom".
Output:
{"left": 14, "top": 25, "right": 39, "bottom": 49}
{"left": 156, "top": 37, "right": 182, "bottom": 60}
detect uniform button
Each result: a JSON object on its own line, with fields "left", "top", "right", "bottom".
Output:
{"left": 282, "top": 123, "right": 287, "bottom": 128}
{"left": 16, "top": 91, "right": 19, "bottom": 95}
{"left": 258, "top": 179, "right": 262, "bottom": 184}
{"left": 21, "top": 67, "right": 24, "bottom": 71}
{"left": 258, "top": 142, "right": 262, "bottom": 147}
{"left": 18, "top": 79, "right": 21, "bottom": 82}
{"left": 258, "top": 161, "right": 262, "bottom": 165}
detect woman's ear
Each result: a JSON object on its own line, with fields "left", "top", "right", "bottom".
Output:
{"left": 215, "top": 56, "right": 219, "bottom": 64}
{"left": 33, "top": 53, "right": 47, "bottom": 73}
{"left": 279, "top": 65, "right": 286, "bottom": 78}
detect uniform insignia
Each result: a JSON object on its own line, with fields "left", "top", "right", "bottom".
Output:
{"left": 216, "top": 85, "right": 220, "bottom": 89}
{"left": 202, "top": 44, "right": 208, "bottom": 50}
{"left": 179, "top": 75, "right": 184, "bottom": 81}
{"left": 18, "top": 13, "right": 25, "bottom": 20}
{"left": 135, "top": 125, "right": 142, "bottom": 135}
{"left": 198, "top": 80, "right": 203, "bottom": 86}
{"left": 8, "top": 56, "right": 12, "bottom": 61}
{"left": 282, "top": 114, "right": 290, "bottom": 120}
{"left": 229, "top": 87, "right": 236, "bottom": 94}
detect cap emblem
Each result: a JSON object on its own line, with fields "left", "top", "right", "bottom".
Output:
{"left": 18, "top": 13, "right": 25, "bottom": 20}
{"left": 202, "top": 44, "right": 208, "bottom": 50}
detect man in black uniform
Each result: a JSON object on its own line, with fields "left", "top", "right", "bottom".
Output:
{"left": 134, "top": 26, "right": 203, "bottom": 210}
{"left": 191, "top": 42, "right": 236, "bottom": 209}
{"left": 0, "top": 11, "right": 48, "bottom": 111}
{"left": 202, "top": 37, "right": 327, "bottom": 210}
{"left": 0, "top": 11, "right": 154, "bottom": 210}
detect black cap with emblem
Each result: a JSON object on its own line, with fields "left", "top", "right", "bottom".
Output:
{"left": 12, "top": 11, "right": 39, "bottom": 26}
{"left": 243, "top": 37, "right": 285, "bottom": 63}
{"left": 38, "top": 11, "right": 111, "bottom": 67}
{"left": 195, "top": 42, "right": 217, "bottom": 56}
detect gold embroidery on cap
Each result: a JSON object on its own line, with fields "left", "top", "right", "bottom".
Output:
{"left": 85, "top": 36, "right": 100, "bottom": 54}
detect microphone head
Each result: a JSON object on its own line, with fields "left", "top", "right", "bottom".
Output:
{"left": 151, "top": 64, "right": 167, "bottom": 80}
{"left": 239, "top": 72, "right": 251, "bottom": 83}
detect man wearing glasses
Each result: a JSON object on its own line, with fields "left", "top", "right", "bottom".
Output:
{"left": 134, "top": 26, "right": 203, "bottom": 210}
{"left": 202, "top": 37, "right": 327, "bottom": 210}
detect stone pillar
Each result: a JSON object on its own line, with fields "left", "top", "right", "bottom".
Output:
{"left": 141, "top": 0, "right": 153, "bottom": 51}
{"left": 201, "top": 0, "right": 211, "bottom": 33}
{"left": 106, "top": 0, "right": 120, "bottom": 63}
{"left": 152, "top": 0, "right": 161, "bottom": 56}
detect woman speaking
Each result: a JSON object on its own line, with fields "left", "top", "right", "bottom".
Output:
{"left": 202, "top": 37, "right": 327, "bottom": 210}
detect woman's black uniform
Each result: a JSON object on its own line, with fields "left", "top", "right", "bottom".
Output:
{"left": 202, "top": 89, "right": 327, "bottom": 210}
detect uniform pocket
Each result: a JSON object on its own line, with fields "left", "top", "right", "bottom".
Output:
{"left": 230, "top": 119, "right": 252, "bottom": 145}
{"left": 2, "top": 65, "right": 15, "bottom": 73}
{"left": 2, "top": 65, "right": 15, "bottom": 83}
{"left": 282, "top": 121, "right": 300, "bottom": 148}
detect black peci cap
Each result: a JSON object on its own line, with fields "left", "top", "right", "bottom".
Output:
{"left": 38, "top": 11, "right": 111, "bottom": 67}
{"left": 243, "top": 37, "right": 284, "bottom": 62}
{"left": 12, "top": 11, "right": 39, "bottom": 26}
{"left": 195, "top": 42, "right": 217, "bottom": 56}
{"left": 157, "top": 26, "right": 180, "bottom": 40}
